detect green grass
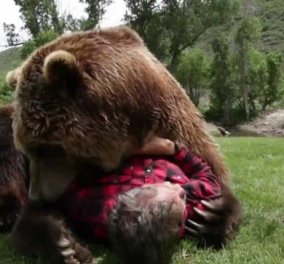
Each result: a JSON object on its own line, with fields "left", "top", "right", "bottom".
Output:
{"left": 0, "top": 137, "right": 284, "bottom": 264}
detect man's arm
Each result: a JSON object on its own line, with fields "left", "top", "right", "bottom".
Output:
{"left": 134, "top": 137, "right": 221, "bottom": 199}
{"left": 169, "top": 143, "right": 221, "bottom": 200}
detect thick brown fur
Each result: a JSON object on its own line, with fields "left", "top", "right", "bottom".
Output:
{"left": 0, "top": 103, "right": 28, "bottom": 231}
{"left": 11, "top": 200, "right": 94, "bottom": 264}
{"left": 9, "top": 26, "right": 241, "bottom": 247}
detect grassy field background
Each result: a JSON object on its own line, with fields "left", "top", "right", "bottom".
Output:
{"left": 0, "top": 137, "right": 284, "bottom": 264}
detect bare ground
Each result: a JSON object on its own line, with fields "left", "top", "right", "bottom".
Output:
{"left": 206, "top": 109, "right": 284, "bottom": 137}
{"left": 238, "top": 109, "right": 284, "bottom": 137}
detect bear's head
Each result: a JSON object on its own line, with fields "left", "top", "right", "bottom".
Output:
{"left": 9, "top": 26, "right": 158, "bottom": 171}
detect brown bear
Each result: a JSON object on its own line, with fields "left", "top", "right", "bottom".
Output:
{"left": 8, "top": 25, "right": 241, "bottom": 261}
{"left": 0, "top": 103, "right": 28, "bottom": 231}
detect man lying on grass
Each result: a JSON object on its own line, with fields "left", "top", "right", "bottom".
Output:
{"left": 56, "top": 138, "right": 230, "bottom": 264}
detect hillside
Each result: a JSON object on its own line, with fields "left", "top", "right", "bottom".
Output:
{"left": 257, "top": 0, "right": 284, "bottom": 52}
{"left": 0, "top": 47, "right": 21, "bottom": 77}
{"left": 196, "top": 0, "right": 284, "bottom": 55}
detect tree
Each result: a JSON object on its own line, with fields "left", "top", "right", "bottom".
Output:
{"left": 235, "top": 16, "right": 262, "bottom": 120}
{"left": 124, "top": 0, "right": 167, "bottom": 60}
{"left": 61, "top": 14, "right": 84, "bottom": 32}
{"left": 176, "top": 48, "right": 210, "bottom": 107}
{"left": 208, "top": 35, "right": 236, "bottom": 125}
{"left": 20, "top": 30, "right": 59, "bottom": 59}
{"left": 3, "top": 23, "right": 19, "bottom": 46}
{"left": 124, "top": 0, "right": 239, "bottom": 70}
{"left": 262, "top": 52, "right": 283, "bottom": 111}
{"left": 14, "top": 0, "right": 63, "bottom": 37}
{"left": 236, "top": 48, "right": 282, "bottom": 115}
{"left": 0, "top": 76, "right": 14, "bottom": 105}
{"left": 247, "top": 47, "right": 268, "bottom": 114}
{"left": 161, "top": 0, "right": 240, "bottom": 70}
{"left": 79, "top": 0, "right": 113, "bottom": 30}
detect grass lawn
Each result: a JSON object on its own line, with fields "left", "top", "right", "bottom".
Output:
{"left": 0, "top": 137, "right": 284, "bottom": 264}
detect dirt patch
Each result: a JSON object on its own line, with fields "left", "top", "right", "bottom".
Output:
{"left": 238, "top": 109, "right": 284, "bottom": 137}
{"left": 205, "top": 109, "right": 284, "bottom": 137}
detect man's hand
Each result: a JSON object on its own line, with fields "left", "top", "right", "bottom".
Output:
{"left": 134, "top": 137, "right": 175, "bottom": 156}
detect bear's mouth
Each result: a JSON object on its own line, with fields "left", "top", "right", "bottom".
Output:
{"left": 28, "top": 143, "right": 66, "bottom": 159}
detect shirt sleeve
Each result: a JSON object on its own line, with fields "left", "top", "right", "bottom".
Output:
{"left": 169, "top": 143, "right": 222, "bottom": 235}
{"left": 170, "top": 143, "right": 221, "bottom": 197}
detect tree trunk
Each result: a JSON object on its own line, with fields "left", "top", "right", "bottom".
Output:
{"left": 243, "top": 86, "right": 250, "bottom": 120}
{"left": 239, "top": 45, "right": 250, "bottom": 120}
{"left": 223, "top": 100, "right": 231, "bottom": 125}
{"left": 169, "top": 49, "right": 181, "bottom": 73}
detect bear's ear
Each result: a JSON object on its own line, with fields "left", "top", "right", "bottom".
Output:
{"left": 43, "top": 50, "right": 81, "bottom": 92}
{"left": 6, "top": 67, "right": 21, "bottom": 89}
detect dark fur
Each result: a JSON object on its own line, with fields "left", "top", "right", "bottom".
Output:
{"left": 11, "top": 200, "right": 93, "bottom": 264}
{"left": 0, "top": 104, "right": 28, "bottom": 231}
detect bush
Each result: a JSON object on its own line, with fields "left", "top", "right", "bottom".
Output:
{"left": 207, "top": 31, "right": 284, "bottom": 126}
{"left": 0, "top": 77, "right": 14, "bottom": 105}
{"left": 21, "top": 30, "right": 59, "bottom": 59}
{"left": 176, "top": 48, "right": 210, "bottom": 107}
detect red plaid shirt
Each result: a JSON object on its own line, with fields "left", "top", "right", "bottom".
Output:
{"left": 59, "top": 144, "right": 221, "bottom": 241}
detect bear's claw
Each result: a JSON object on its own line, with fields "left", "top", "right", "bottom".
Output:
{"left": 58, "top": 232, "right": 95, "bottom": 264}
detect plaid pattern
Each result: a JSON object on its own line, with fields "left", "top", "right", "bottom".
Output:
{"left": 59, "top": 143, "right": 221, "bottom": 241}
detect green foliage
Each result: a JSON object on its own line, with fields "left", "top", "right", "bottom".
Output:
{"left": 162, "top": 0, "right": 240, "bottom": 69}
{"left": 206, "top": 14, "right": 284, "bottom": 126}
{"left": 20, "top": 30, "right": 59, "bottom": 59}
{"left": 61, "top": 14, "right": 84, "bottom": 32}
{"left": 13, "top": 0, "right": 113, "bottom": 37}
{"left": 247, "top": 47, "right": 268, "bottom": 113}
{"left": 256, "top": 0, "right": 284, "bottom": 51}
{"left": 206, "top": 35, "right": 239, "bottom": 125}
{"left": 3, "top": 23, "right": 19, "bottom": 46}
{"left": 262, "top": 51, "right": 283, "bottom": 110}
{"left": 235, "top": 16, "right": 263, "bottom": 121}
{"left": 125, "top": 0, "right": 240, "bottom": 69}
{"left": 124, "top": 0, "right": 168, "bottom": 60}
{"left": 14, "top": 0, "right": 63, "bottom": 37}
{"left": 176, "top": 48, "right": 210, "bottom": 106}
{"left": 79, "top": 0, "right": 113, "bottom": 30}
{"left": 235, "top": 16, "right": 262, "bottom": 45}
{"left": 20, "top": 41, "right": 36, "bottom": 59}
{"left": 0, "top": 77, "right": 14, "bottom": 105}
{"left": 206, "top": 27, "right": 283, "bottom": 126}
